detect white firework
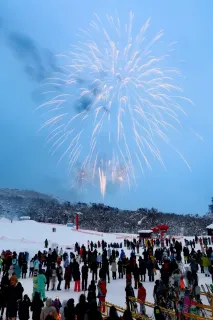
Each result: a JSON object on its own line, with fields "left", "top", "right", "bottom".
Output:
{"left": 37, "top": 12, "right": 193, "bottom": 198}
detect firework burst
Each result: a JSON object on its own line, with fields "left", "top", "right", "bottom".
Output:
{"left": 37, "top": 12, "right": 192, "bottom": 197}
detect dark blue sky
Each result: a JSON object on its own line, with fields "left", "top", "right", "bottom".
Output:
{"left": 0, "top": 0, "right": 212, "bottom": 214}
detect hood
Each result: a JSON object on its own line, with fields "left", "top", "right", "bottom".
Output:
{"left": 62, "top": 300, "right": 68, "bottom": 307}
{"left": 46, "top": 299, "right": 53, "bottom": 307}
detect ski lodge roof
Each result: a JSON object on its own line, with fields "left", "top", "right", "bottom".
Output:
{"left": 138, "top": 230, "right": 153, "bottom": 234}
{"left": 206, "top": 224, "right": 213, "bottom": 229}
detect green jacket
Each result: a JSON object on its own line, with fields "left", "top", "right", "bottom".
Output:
{"left": 201, "top": 256, "right": 210, "bottom": 268}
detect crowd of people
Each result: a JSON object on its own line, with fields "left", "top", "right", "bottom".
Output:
{"left": 0, "top": 235, "right": 212, "bottom": 319}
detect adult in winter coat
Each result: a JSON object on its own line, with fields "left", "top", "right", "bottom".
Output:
{"left": 56, "top": 264, "right": 63, "bottom": 290}
{"left": 111, "top": 261, "right": 117, "bottom": 280}
{"left": 45, "top": 239, "right": 48, "bottom": 249}
{"left": 6, "top": 284, "right": 19, "bottom": 320}
{"left": 154, "top": 306, "right": 165, "bottom": 320}
{"left": 64, "top": 265, "right": 71, "bottom": 290}
{"left": 31, "top": 292, "right": 44, "bottom": 320}
{"left": 51, "top": 266, "right": 57, "bottom": 290}
{"left": 117, "top": 260, "right": 123, "bottom": 279}
{"left": 122, "top": 309, "right": 133, "bottom": 320}
{"left": 40, "top": 299, "right": 57, "bottom": 320}
{"left": 125, "top": 283, "right": 135, "bottom": 311}
{"left": 133, "top": 264, "right": 140, "bottom": 289}
{"left": 73, "top": 266, "right": 81, "bottom": 292}
{"left": 75, "top": 294, "right": 89, "bottom": 320}
{"left": 201, "top": 255, "right": 210, "bottom": 276}
{"left": 22, "top": 261, "right": 28, "bottom": 279}
{"left": 84, "top": 300, "right": 102, "bottom": 320}
{"left": 97, "top": 279, "right": 107, "bottom": 313}
{"left": 120, "top": 250, "right": 125, "bottom": 261}
{"left": 45, "top": 266, "right": 52, "bottom": 291}
{"left": 97, "top": 254, "right": 102, "bottom": 268}
{"left": 87, "top": 280, "right": 96, "bottom": 304}
{"left": 60, "top": 300, "right": 67, "bottom": 320}
{"left": 137, "top": 283, "right": 146, "bottom": 314}
{"left": 139, "top": 259, "right": 146, "bottom": 282}
{"left": 81, "top": 262, "right": 88, "bottom": 291}
{"left": 64, "top": 299, "right": 75, "bottom": 320}
{"left": 10, "top": 272, "right": 18, "bottom": 286}
{"left": 37, "top": 270, "right": 46, "bottom": 300}
{"left": 146, "top": 259, "right": 154, "bottom": 282}
{"left": 106, "top": 305, "right": 119, "bottom": 320}
{"left": 33, "top": 259, "right": 40, "bottom": 271}
{"left": 18, "top": 295, "right": 31, "bottom": 320}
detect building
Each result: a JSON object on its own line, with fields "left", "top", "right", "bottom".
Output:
{"left": 19, "top": 216, "right": 31, "bottom": 220}
{"left": 67, "top": 223, "right": 74, "bottom": 228}
{"left": 138, "top": 230, "right": 153, "bottom": 239}
{"left": 206, "top": 224, "right": 213, "bottom": 236}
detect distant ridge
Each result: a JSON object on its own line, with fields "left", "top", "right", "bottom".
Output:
{"left": 0, "top": 188, "right": 210, "bottom": 236}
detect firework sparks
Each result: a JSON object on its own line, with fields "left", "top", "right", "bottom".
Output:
{"left": 37, "top": 12, "right": 193, "bottom": 197}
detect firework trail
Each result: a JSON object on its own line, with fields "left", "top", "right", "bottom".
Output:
{"left": 37, "top": 12, "right": 193, "bottom": 198}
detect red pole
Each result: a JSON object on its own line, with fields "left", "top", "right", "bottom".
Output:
{"left": 76, "top": 213, "right": 79, "bottom": 230}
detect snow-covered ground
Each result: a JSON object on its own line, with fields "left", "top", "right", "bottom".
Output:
{"left": 0, "top": 218, "right": 212, "bottom": 317}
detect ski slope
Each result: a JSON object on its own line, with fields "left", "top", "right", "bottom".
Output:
{"left": 0, "top": 218, "right": 211, "bottom": 317}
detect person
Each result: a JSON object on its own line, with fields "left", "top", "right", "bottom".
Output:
{"left": 75, "top": 294, "right": 88, "bottom": 320}
{"left": 45, "top": 239, "right": 48, "bottom": 249}
{"left": 154, "top": 306, "right": 165, "bottom": 320}
{"left": 87, "top": 280, "right": 96, "bottom": 304}
{"left": 81, "top": 262, "right": 88, "bottom": 291}
{"left": 137, "top": 282, "right": 146, "bottom": 315}
{"left": 122, "top": 310, "right": 133, "bottom": 320}
{"left": 37, "top": 270, "right": 46, "bottom": 301}
{"left": 6, "top": 283, "right": 19, "bottom": 320}
{"left": 73, "top": 266, "right": 81, "bottom": 292}
{"left": 32, "top": 270, "right": 38, "bottom": 297}
{"left": 97, "top": 278, "right": 107, "bottom": 313}
{"left": 31, "top": 292, "right": 44, "bottom": 320}
{"left": 10, "top": 272, "right": 18, "bottom": 286}
{"left": 125, "top": 282, "right": 135, "bottom": 312}
{"left": 111, "top": 260, "right": 117, "bottom": 280}
{"left": 64, "top": 299, "right": 75, "bottom": 320}
{"left": 64, "top": 265, "right": 71, "bottom": 290}
{"left": 29, "top": 259, "right": 34, "bottom": 277}
{"left": 107, "top": 305, "right": 119, "bottom": 320}
{"left": 40, "top": 299, "right": 57, "bottom": 320}
{"left": 18, "top": 295, "right": 31, "bottom": 320}
{"left": 22, "top": 260, "right": 28, "bottom": 279}
{"left": 51, "top": 265, "right": 57, "bottom": 290}
{"left": 117, "top": 259, "right": 123, "bottom": 279}
{"left": 84, "top": 300, "right": 102, "bottom": 320}
{"left": 56, "top": 263, "right": 63, "bottom": 291}
{"left": 45, "top": 266, "right": 52, "bottom": 291}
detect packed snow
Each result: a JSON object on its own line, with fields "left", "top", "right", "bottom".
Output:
{"left": 0, "top": 218, "right": 212, "bottom": 318}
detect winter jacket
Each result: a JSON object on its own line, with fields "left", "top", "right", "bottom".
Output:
{"left": 111, "top": 262, "right": 117, "bottom": 272}
{"left": 75, "top": 302, "right": 89, "bottom": 320}
{"left": 64, "top": 300, "right": 75, "bottom": 320}
{"left": 97, "top": 255, "right": 102, "bottom": 263}
{"left": 37, "top": 274, "right": 46, "bottom": 290}
{"left": 202, "top": 256, "right": 210, "bottom": 268}
{"left": 97, "top": 280, "right": 107, "bottom": 297}
{"left": 87, "top": 284, "right": 96, "bottom": 303}
{"left": 60, "top": 300, "right": 68, "bottom": 320}
{"left": 56, "top": 266, "right": 63, "bottom": 280}
{"left": 138, "top": 286, "right": 146, "bottom": 303}
{"left": 31, "top": 296, "right": 44, "bottom": 320}
{"left": 40, "top": 299, "right": 57, "bottom": 320}
{"left": 19, "top": 297, "right": 31, "bottom": 320}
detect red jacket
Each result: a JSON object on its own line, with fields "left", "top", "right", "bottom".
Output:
{"left": 138, "top": 286, "right": 146, "bottom": 303}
